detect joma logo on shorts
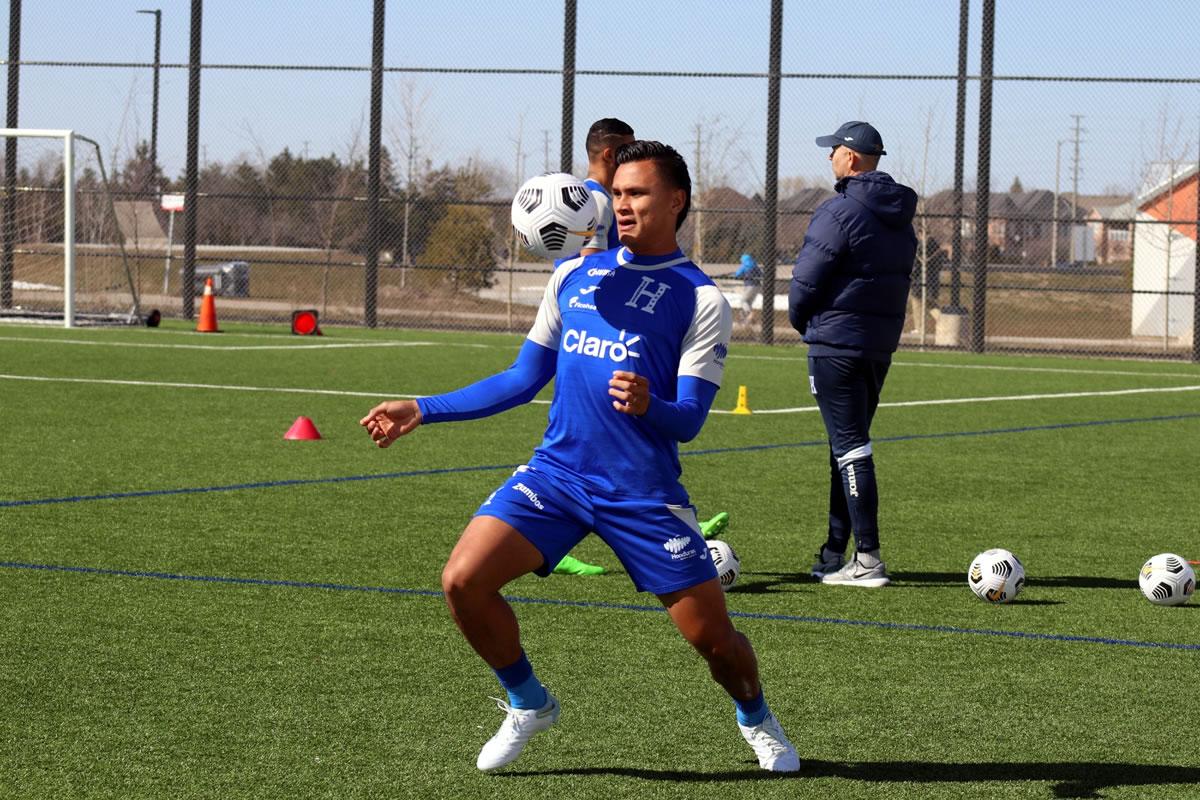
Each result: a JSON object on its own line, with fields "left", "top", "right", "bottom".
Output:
{"left": 562, "top": 328, "right": 641, "bottom": 361}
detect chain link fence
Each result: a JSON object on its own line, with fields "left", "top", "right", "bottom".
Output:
{"left": 1, "top": 0, "right": 1198, "bottom": 359}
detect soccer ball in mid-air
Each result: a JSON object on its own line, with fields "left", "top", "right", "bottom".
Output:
{"left": 1138, "top": 553, "right": 1195, "bottom": 606}
{"left": 707, "top": 539, "right": 741, "bottom": 592}
{"left": 510, "top": 172, "right": 598, "bottom": 260}
{"left": 968, "top": 548, "right": 1025, "bottom": 604}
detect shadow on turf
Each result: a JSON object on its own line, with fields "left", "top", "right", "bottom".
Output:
{"left": 734, "top": 570, "right": 1124, "bottom": 595}
{"left": 887, "top": 571, "right": 1137, "bottom": 591}
{"left": 501, "top": 760, "right": 1200, "bottom": 797}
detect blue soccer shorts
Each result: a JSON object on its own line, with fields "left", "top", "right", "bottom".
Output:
{"left": 475, "top": 465, "right": 718, "bottom": 595}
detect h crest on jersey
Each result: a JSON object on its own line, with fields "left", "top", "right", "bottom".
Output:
{"left": 625, "top": 276, "right": 671, "bottom": 314}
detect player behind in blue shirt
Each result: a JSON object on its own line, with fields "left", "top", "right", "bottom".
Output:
{"left": 360, "top": 140, "right": 800, "bottom": 774}
{"left": 576, "top": 117, "right": 634, "bottom": 257}
{"left": 549, "top": 118, "right": 635, "bottom": 576}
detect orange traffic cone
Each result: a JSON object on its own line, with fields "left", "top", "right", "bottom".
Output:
{"left": 284, "top": 416, "right": 322, "bottom": 440}
{"left": 196, "top": 277, "right": 220, "bottom": 333}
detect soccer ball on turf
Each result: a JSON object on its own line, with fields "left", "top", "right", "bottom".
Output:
{"left": 1138, "top": 553, "right": 1195, "bottom": 606}
{"left": 707, "top": 539, "right": 741, "bottom": 592}
{"left": 968, "top": 548, "right": 1025, "bottom": 604}
{"left": 510, "top": 172, "right": 598, "bottom": 260}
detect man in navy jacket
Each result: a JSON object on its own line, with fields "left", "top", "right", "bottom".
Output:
{"left": 788, "top": 121, "right": 917, "bottom": 587}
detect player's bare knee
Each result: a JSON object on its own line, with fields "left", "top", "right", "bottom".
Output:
{"left": 690, "top": 624, "right": 741, "bottom": 665}
{"left": 441, "top": 560, "right": 482, "bottom": 606}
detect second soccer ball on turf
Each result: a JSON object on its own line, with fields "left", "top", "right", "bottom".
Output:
{"left": 707, "top": 539, "right": 741, "bottom": 592}
{"left": 1138, "top": 553, "right": 1195, "bottom": 606}
{"left": 511, "top": 172, "right": 598, "bottom": 260}
{"left": 968, "top": 548, "right": 1025, "bottom": 604}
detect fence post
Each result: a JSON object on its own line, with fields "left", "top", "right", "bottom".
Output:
{"left": 760, "top": 0, "right": 783, "bottom": 345}
{"left": 181, "top": 0, "right": 202, "bottom": 320}
{"left": 970, "top": 0, "right": 995, "bottom": 353}
{"left": 2, "top": 0, "right": 22, "bottom": 309}
{"left": 1194, "top": 153, "right": 1200, "bottom": 362}
{"left": 948, "top": 0, "right": 969, "bottom": 315}
{"left": 364, "top": 0, "right": 385, "bottom": 328}
{"left": 559, "top": 0, "right": 576, "bottom": 174}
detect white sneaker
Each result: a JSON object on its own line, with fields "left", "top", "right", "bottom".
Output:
{"left": 820, "top": 554, "right": 890, "bottom": 587}
{"left": 739, "top": 711, "right": 801, "bottom": 772}
{"left": 476, "top": 691, "right": 560, "bottom": 771}
{"left": 810, "top": 547, "right": 845, "bottom": 578}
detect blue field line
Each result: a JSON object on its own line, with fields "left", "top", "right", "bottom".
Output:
{"left": 1, "top": 559, "right": 1196, "bottom": 652}
{"left": 4, "top": 412, "right": 1200, "bottom": 510}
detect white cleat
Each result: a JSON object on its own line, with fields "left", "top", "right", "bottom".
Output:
{"left": 820, "top": 554, "right": 890, "bottom": 587}
{"left": 739, "top": 711, "right": 801, "bottom": 772}
{"left": 476, "top": 691, "right": 560, "bottom": 771}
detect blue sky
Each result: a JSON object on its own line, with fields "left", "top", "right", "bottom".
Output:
{"left": 5, "top": 0, "right": 1200, "bottom": 197}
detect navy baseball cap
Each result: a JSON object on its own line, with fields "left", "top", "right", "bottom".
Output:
{"left": 815, "top": 121, "right": 887, "bottom": 156}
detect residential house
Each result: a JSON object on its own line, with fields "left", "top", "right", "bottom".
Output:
{"left": 1131, "top": 163, "right": 1197, "bottom": 341}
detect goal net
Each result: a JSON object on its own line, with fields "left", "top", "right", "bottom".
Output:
{"left": 0, "top": 129, "right": 142, "bottom": 326}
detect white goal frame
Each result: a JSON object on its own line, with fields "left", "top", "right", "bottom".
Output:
{"left": 1, "top": 128, "right": 140, "bottom": 328}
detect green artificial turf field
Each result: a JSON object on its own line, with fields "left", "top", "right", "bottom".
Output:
{"left": 1, "top": 321, "right": 1198, "bottom": 799}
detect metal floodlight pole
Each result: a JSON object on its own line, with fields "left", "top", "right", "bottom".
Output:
{"left": 137, "top": 9, "right": 162, "bottom": 181}
{"left": 559, "top": 0, "right": 576, "bottom": 174}
{"left": 971, "top": 0, "right": 995, "bottom": 353}
{"left": 2, "top": 0, "right": 21, "bottom": 309}
{"left": 181, "top": 0, "right": 202, "bottom": 319}
{"left": 761, "top": 0, "right": 783, "bottom": 345}
{"left": 948, "top": 0, "right": 969, "bottom": 313}
{"left": 364, "top": 0, "right": 385, "bottom": 328}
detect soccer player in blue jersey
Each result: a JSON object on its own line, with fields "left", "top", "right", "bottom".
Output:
{"left": 550, "top": 119, "right": 633, "bottom": 576}
{"left": 575, "top": 117, "right": 634, "bottom": 257}
{"left": 361, "top": 140, "right": 799, "bottom": 773}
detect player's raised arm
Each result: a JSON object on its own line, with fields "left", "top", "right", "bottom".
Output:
{"left": 360, "top": 258, "right": 574, "bottom": 448}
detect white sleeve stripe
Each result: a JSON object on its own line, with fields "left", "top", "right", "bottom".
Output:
{"left": 526, "top": 258, "right": 583, "bottom": 349}
{"left": 678, "top": 284, "right": 733, "bottom": 386}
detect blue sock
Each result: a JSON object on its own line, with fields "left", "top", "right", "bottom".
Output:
{"left": 493, "top": 651, "right": 547, "bottom": 710}
{"left": 733, "top": 689, "right": 768, "bottom": 726}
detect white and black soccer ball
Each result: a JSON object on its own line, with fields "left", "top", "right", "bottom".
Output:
{"left": 1139, "top": 553, "right": 1195, "bottom": 606}
{"left": 510, "top": 172, "right": 598, "bottom": 260}
{"left": 707, "top": 539, "right": 741, "bottom": 592}
{"left": 968, "top": 548, "right": 1025, "bottom": 604}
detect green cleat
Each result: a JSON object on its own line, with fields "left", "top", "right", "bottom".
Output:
{"left": 699, "top": 511, "right": 730, "bottom": 540}
{"left": 552, "top": 554, "right": 606, "bottom": 576}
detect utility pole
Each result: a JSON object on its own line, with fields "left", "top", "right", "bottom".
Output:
{"left": 1051, "top": 140, "right": 1062, "bottom": 267}
{"left": 543, "top": 129, "right": 550, "bottom": 173}
{"left": 1069, "top": 114, "right": 1085, "bottom": 263}
{"left": 693, "top": 122, "right": 704, "bottom": 264}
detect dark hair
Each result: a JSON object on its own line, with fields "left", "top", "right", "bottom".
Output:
{"left": 614, "top": 139, "right": 692, "bottom": 230}
{"left": 585, "top": 118, "right": 635, "bottom": 158}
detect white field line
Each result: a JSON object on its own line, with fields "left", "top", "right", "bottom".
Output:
{"left": 0, "top": 373, "right": 553, "bottom": 405}
{"left": 6, "top": 332, "right": 1197, "bottom": 381}
{"left": 0, "top": 335, "right": 494, "bottom": 351}
{"left": 709, "top": 383, "right": 1200, "bottom": 414}
{"left": 732, "top": 353, "right": 1200, "bottom": 380}
{"left": 2, "top": 373, "right": 1198, "bottom": 414}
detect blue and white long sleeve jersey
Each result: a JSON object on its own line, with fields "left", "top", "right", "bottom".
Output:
{"left": 527, "top": 246, "right": 732, "bottom": 502}
{"left": 579, "top": 178, "right": 620, "bottom": 252}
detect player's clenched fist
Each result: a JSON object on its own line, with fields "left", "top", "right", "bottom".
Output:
{"left": 609, "top": 370, "right": 650, "bottom": 416}
{"left": 360, "top": 399, "right": 423, "bottom": 447}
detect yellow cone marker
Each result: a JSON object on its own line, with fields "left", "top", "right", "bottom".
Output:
{"left": 732, "top": 385, "right": 752, "bottom": 415}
